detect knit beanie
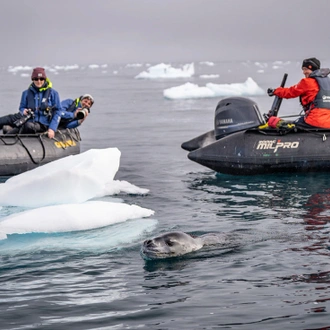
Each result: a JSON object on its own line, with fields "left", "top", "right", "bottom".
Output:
{"left": 301, "top": 58, "right": 321, "bottom": 71}
{"left": 31, "top": 67, "right": 47, "bottom": 79}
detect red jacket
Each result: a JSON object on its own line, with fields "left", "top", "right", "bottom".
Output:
{"left": 274, "top": 77, "right": 330, "bottom": 128}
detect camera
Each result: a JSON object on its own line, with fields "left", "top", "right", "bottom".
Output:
{"left": 13, "top": 109, "right": 34, "bottom": 127}
{"left": 76, "top": 108, "right": 90, "bottom": 120}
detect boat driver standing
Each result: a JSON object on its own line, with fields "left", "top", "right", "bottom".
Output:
{"left": 268, "top": 57, "right": 330, "bottom": 128}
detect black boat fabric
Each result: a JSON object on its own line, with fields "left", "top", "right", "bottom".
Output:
{"left": 0, "top": 128, "right": 81, "bottom": 177}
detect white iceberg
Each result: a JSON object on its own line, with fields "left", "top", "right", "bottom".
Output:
{"left": 200, "top": 61, "right": 215, "bottom": 66}
{"left": 0, "top": 201, "right": 154, "bottom": 239}
{"left": 200, "top": 74, "right": 219, "bottom": 79}
{"left": 0, "top": 148, "right": 148, "bottom": 208}
{"left": 163, "top": 77, "right": 265, "bottom": 100}
{"left": 135, "top": 63, "right": 194, "bottom": 79}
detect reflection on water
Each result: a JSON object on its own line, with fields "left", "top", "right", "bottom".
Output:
{"left": 185, "top": 170, "right": 330, "bottom": 277}
{"left": 143, "top": 258, "right": 191, "bottom": 273}
{"left": 142, "top": 243, "right": 240, "bottom": 274}
{"left": 282, "top": 270, "right": 330, "bottom": 284}
{"left": 185, "top": 171, "right": 330, "bottom": 223}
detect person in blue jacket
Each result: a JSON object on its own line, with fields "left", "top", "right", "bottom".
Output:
{"left": 17, "top": 67, "right": 62, "bottom": 138}
{"left": 0, "top": 67, "right": 62, "bottom": 138}
{"left": 59, "top": 94, "right": 94, "bottom": 129}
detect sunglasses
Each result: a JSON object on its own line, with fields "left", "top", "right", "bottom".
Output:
{"left": 32, "top": 78, "right": 45, "bottom": 81}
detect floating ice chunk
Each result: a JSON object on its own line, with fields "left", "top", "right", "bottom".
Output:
{"left": 0, "top": 201, "right": 154, "bottom": 239}
{"left": 100, "top": 180, "right": 149, "bottom": 197}
{"left": 254, "top": 62, "right": 268, "bottom": 69}
{"left": 135, "top": 63, "right": 194, "bottom": 79}
{"left": 8, "top": 65, "right": 33, "bottom": 73}
{"left": 0, "top": 218, "right": 159, "bottom": 253}
{"left": 164, "top": 82, "right": 214, "bottom": 99}
{"left": 200, "top": 61, "right": 215, "bottom": 66}
{"left": 163, "top": 77, "right": 265, "bottom": 100}
{"left": 0, "top": 148, "right": 122, "bottom": 207}
{"left": 126, "top": 63, "right": 143, "bottom": 68}
{"left": 53, "top": 65, "right": 79, "bottom": 71}
{"left": 200, "top": 74, "right": 219, "bottom": 79}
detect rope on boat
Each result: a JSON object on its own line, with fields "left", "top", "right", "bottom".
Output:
{"left": 293, "top": 126, "right": 330, "bottom": 141}
{"left": 69, "top": 128, "right": 81, "bottom": 143}
{"left": 52, "top": 128, "right": 81, "bottom": 149}
{"left": 0, "top": 128, "right": 80, "bottom": 164}
{"left": 19, "top": 134, "right": 47, "bottom": 164}
{"left": 0, "top": 134, "right": 48, "bottom": 164}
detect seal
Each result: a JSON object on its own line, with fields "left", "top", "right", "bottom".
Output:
{"left": 140, "top": 231, "right": 228, "bottom": 260}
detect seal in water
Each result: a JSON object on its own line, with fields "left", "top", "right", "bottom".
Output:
{"left": 140, "top": 231, "right": 228, "bottom": 260}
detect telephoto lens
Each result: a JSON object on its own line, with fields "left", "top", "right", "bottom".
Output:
{"left": 76, "top": 108, "right": 89, "bottom": 120}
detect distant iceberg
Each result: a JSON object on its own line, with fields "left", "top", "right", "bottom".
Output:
{"left": 163, "top": 77, "right": 265, "bottom": 100}
{"left": 200, "top": 61, "right": 215, "bottom": 66}
{"left": 7, "top": 64, "right": 81, "bottom": 76}
{"left": 126, "top": 63, "right": 143, "bottom": 68}
{"left": 200, "top": 74, "right": 219, "bottom": 79}
{"left": 135, "top": 63, "right": 194, "bottom": 79}
{"left": 8, "top": 65, "right": 33, "bottom": 74}
{"left": 53, "top": 64, "right": 79, "bottom": 71}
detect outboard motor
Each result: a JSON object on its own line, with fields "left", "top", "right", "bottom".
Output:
{"left": 214, "top": 97, "right": 265, "bottom": 140}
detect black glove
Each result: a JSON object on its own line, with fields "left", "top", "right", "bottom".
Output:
{"left": 267, "top": 88, "right": 275, "bottom": 97}
{"left": 263, "top": 110, "right": 272, "bottom": 121}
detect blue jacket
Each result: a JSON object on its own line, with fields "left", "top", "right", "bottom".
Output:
{"left": 60, "top": 98, "right": 81, "bottom": 129}
{"left": 19, "top": 79, "right": 61, "bottom": 132}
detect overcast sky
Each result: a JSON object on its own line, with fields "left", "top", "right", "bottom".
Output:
{"left": 1, "top": 0, "right": 329, "bottom": 66}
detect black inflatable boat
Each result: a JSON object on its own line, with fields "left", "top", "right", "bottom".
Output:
{"left": 0, "top": 128, "right": 81, "bottom": 177}
{"left": 181, "top": 75, "right": 330, "bottom": 175}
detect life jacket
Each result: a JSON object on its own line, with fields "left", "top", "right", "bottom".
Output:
{"left": 27, "top": 83, "right": 52, "bottom": 112}
{"left": 67, "top": 98, "right": 80, "bottom": 112}
{"left": 309, "top": 68, "right": 330, "bottom": 110}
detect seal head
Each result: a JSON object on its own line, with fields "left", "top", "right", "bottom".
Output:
{"left": 140, "top": 231, "right": 203, "bottom": 260}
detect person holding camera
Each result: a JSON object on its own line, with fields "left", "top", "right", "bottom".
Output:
{"left": 59, "top": 94, "right": 94, "bottom": 129}
{"left": 0, "top": 67, "right": 62, "bottom": 138}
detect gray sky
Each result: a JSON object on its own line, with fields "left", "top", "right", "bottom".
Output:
{"left": 1, "top": 0, "right": 330, "bottom": 65}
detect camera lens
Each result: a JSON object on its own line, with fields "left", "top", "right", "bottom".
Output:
{"left": 76, "top": 108, "right": 88, "bottom": 120}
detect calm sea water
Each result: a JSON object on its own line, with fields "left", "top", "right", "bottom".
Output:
{"left": 1, "top": 60, "right": 330, "bottom": 329}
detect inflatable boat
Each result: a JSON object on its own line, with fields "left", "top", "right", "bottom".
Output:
{"left": 181, "top": 75, "right": 330, "bottom": 175}
{"left": 0, "top": 128, "right": 81, "bottom": 177}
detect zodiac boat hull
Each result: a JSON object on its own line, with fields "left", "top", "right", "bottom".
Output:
{"left": 182, "top": 96, "right": 330, "bottom": 175}
{"left": 0, "top": 128, "right": 81, "bottom": 177}
{"left": 187, "top": 128, "right": 330, "bottom": 175}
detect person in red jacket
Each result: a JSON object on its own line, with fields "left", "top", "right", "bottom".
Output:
{"left": 268, "top": 57, "right": 330, "bottom": 128}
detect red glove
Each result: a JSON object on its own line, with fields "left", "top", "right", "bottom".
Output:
{"left": 268, "top": 116, "right": 282, "bottom": 128}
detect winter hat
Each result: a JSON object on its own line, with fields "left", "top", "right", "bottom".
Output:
{"left": 301, "top": 58, "right": 320, "bottom": 71}
{"left": 81, "top": 94, "right": 94, "bottom": 106}
{"left": 31, "top": 67, "right": 47, "bottom": 79}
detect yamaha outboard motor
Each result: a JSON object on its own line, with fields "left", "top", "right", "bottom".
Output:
{"left": 214, "top": 97, "right": 265, "bottom": 140}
